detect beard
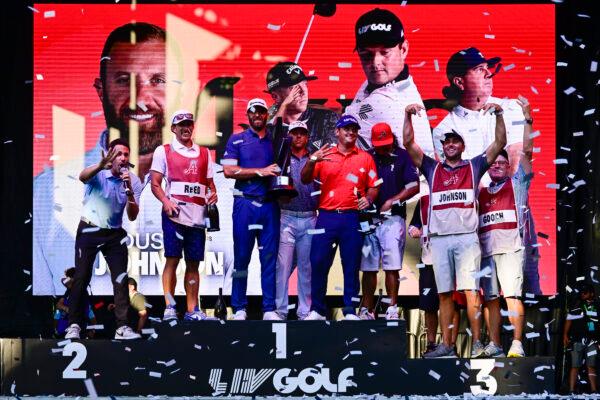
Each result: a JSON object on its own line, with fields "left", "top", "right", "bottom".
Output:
{"left": 102, "top": 97, "right": 165, "bottom": 155}
{"left": 249, "top": 118, "right": 266, "bottom": 132}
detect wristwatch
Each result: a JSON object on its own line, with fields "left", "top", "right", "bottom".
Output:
{"left": 525, "top": 117, "right": 534, "bottom": 125}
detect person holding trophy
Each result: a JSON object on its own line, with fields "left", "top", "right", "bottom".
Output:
{"left": 222, "top": 98, "right": 282, "bottom": 321}
{"left": 274, "top": 121, "right": 319, "bottom": 320}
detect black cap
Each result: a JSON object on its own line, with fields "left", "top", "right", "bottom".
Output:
{"left": 266, "top": 62, "right": 317, "bottom": 92}
{"left": 446, "top": 47, "right": 501, "bottom": 82}
{"left": 354, "top": 8, "right": 404, "bottom": 51}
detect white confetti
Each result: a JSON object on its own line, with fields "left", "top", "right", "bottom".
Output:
{"left": 428, "top": 370, "right": 441, "bottom": 380}
{"left": 149, "top": 371, "right": 162, "bottom": 378}
{"left": 310, "top": 190, "right": 321, "bottom": 196}
{"left": 338, "top": 62, "right": 352, "bottom": 68}
{"left": 591, "top": 61, "right": 598, "bottom": 72}
{"left": 84, "top": 379, "right": 97, "bottom": 397}
{"left": 525, "top": 332, "right": 540, "bottom": 339}
{"left": 433, "top": 59, "right": 439, "bottom": 72}
{"left": 267, "top": 23, "right": 282, "bottom": 31}
{"left": 115, "top": 272, "right": 127, "bottom": 284}
{"left": 529, "top": 130, "right": 541, "bottom": 139}
{"left": 308, "top": 228, "right": 325, "bottom": 235}
{"left": 553, "top": 158, "right": 568, "bottom": 165}
{"left": 584, "top": 108, "right": 595, "bottom": 116}
{"left": 248, "top": 224, "right": 263, "bottom": 230}
{"left": 220, "top": 159, "right": 238, "bottom": 166}
{"left": 560, "top": 35, "right": 573, "bottom": 46}
{"left": 503, "top": 63, "right": 515, "bottom": 71}
{"left": 346, "top": 173, "right": 358, "bottom": 183}
{"left": 86, "top": 324, "right": 104, "bottom": 330}
{"left": 484, "top": 34, "right": 495, "bottom": 39}
{"left": 530, "top": 86, "right": 539, "bottom": 95}
{"left": 546, "top": 183, "right": 560, "bottom": 189}
{"left": 44, "top": 10, "right": 56, "bottom": 18}
{"left": 563, "top": 86, "right": 576, "bottom": 95}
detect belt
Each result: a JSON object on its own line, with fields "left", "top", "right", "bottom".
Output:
{"left": 281, "top": 209, "right": 317, "bottom": 217}
{"left": 235, "top": 194, "right": 271, "bottom": 203}
{"left": 319, "top": 208, "right": 358, "bottom": 214}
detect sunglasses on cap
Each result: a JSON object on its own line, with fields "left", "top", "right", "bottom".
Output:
{"left": 173, "top": 113, "right": 193, "bottom": 123}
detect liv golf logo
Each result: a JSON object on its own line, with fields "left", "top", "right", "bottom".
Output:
{"left": 208, "top": 367, "right": 355, "bottom": 395}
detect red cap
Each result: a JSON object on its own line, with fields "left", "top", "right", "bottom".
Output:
{"left": 371, "top": 122, "right": 394, "bottom": 147}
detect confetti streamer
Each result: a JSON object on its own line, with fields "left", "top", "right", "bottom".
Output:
{"left": 428, "top": 370, "right": 441, "bottom": 380}
{"left": 248, "top": 224, "right": 263, "bottom": 230}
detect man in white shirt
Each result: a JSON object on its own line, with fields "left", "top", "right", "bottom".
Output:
{"left": 433, "top": 47, "right": 541, "bottom": 295}
{"left": 150, "top": 110, "right": 218, "bottom": 321}
{"left": 345, "top": 8, "right": 434, "bottom": 156}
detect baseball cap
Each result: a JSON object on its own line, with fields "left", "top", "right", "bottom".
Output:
{"left": 335, "top": 114, "right": 360, "bottom": 129}
{"left": 266, "top": 62, "right": 317, "bottom": 92}
{"left": 440, "top": 130, "right": 465, "bottom": 144}
{"left": 288, "top": 120, "right": 309, "bottom": 133}
{"left": 246, "top": 98, "right": 268, "bottom": 112}
{"left": 371, "top": 122, "right": 394, "bottom": 147}
{"left": 354, "top": 8, "right": 404, "bottom": 51}
{"left": 171, "top": 109, "right": 194, "bottom": 125}
{"left": 446, "top": 47, "right": 501, "bottom": 81}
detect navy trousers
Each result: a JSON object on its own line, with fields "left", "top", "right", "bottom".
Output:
{"left": 310, "top": 210, "right": 362, "bottom": 316}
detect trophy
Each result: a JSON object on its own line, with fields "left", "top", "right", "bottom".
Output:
{"left": 268, "top": 117, "right": 298, "bottom": 199}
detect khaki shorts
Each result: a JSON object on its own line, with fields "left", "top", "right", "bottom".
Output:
{"left": 360, "top": 216, "right": 406, "bottom": 272}
{"left": 429, "top": 232, "right": 481, "bottom": 294}
{"left": 480, "top": 249, "right": 524, "bottom": 301}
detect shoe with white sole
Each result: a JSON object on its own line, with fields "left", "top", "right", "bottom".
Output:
{"left": 304, "top": 310, "right": 326, "bottom": 320}
{"left": 184, "top": 309, "right": 218, "bottom": 321}
{"left": 343, "top": 313, "right": 361, "bottom": 320}
{"left": 65, "top": 323, "right": 81, "bottom": 340}
{"left": 114, "top": 325, "right": 141, "bottom": 340}
{"left": 385, "top": 305, "right": 400, "bottom": 320}
{"left": 231, "top": 310, "right": 247, "bottom": 320}
{"left": 163, "top": 305, "right": 177, "bottom": 321}
{"left": 423, "top": 343, "right": 457, "bottom": 358}
{"left": 471, "top": 340, "right": 485, "bottom": 358}
{"left": 358, "top": 307, "right": 375, "bottom": 320}
{"left": 507, "top": 339, "right": 525, "bottom": 357}
{"left": 263, "top": 311, "right": 283, "bottom": 321}
{"left": 483, "top": 341, "right": 506, "bottom": 357}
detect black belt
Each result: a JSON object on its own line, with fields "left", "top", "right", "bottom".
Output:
{"left": 319, "top": 208, "right": 358, "bottom": 214}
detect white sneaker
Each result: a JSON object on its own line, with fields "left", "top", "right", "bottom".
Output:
{"left": 385, "top": 305, "right": 400, "bottom": 320}
{"left": 343, "top": 313, "right": 361, "bottom": 320}
{"left": 304, "top": 310, "right": 326, "bottom": 320}
{"left": 358, "top": 307, "right": 375, "bottom": 320}
{"left": 231, "top": 310, "right": 247, "bottom": 320}
{"left": 185, "top": 309, "right": 218, "bottom": 321}
{"left": 508, "top": 339, "right": 525, "bottom": 357}
{"left": 483, "top": 341, "right": 506, "bottom": 357}
{"left": 65, "top": 324, "right": 81, "bottom": 340}
{"left": 263, "top": 311, "right": 283, "bottom": 321}
{"left": 114, "top": 325, "right": 142, "bottom": 340}
{"left": 163, "top": 306, "right": 177, "bottom": 321}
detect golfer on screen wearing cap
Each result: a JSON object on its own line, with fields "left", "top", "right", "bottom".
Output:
{"left": 150, "top": 110, "right": 218, "bottom": 321}
{"left": 345, "top": 8, "right": 434, "bottom": 156}
{"left": 433, "top": 47, "right": 541, "bottom": 296}
{"left": 403, "top": 101, "right": 506, "bottom": 358}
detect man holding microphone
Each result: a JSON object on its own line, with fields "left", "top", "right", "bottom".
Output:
{"left": 65, "top": 138, "right": 142, "bottom": 340}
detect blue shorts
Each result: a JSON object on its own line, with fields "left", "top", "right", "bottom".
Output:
{"left": 162, "top": 212, "right": 206, "bottom": 261}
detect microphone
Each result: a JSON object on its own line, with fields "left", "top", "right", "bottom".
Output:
{"left": 120, "top": 167, "right": 132, "bottom": 196}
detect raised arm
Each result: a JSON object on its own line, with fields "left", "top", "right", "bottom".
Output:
{"left": 403, "top": 104, "right": 425, "bottom": 168}
{"left": 79, "top": 147, "right": 117, "bottom": 183}
{"left": 300, "top": 143, "right": 334, "bottom": 184}
{"left": 482, "top": 103, "right": 508, "bottom": 165}
{"left": 516, "top": 95, "right": 534, "bottom": 175}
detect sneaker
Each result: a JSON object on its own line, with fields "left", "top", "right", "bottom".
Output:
{"left": 231, "top": 310, "right": 247, "bottom": 320}
{"left": 65, "top": 324, "right": 81, "bottom": 340}
{"left": 343, "top": 313, "right": 361, "bottom": 320}
{"left": 422, "top": 342, "right": 438, "bottom": 357}
{"left": 304, "top": 310, "right": 326, "bottom": 320}
{"left": 184, "top": 309, "right": 218, "bottom": 321}
{"left": 163, "top": 305, "right": 177, "bottom": 321}
{"left": 471, "top": 340, "right": 485, "bottom": 358}
{"left": 114, "top": 325, "right": 141, "bottom": 340}
{"left": 385, "top": 305, "right": 400, "bottom": 320}
{"left": 358, "top": 307, "right": 375, "bottom": 320}
{"left": 263, "top": 311, "right": 283, "bottom": 321}
{"left": 423, "top": 343, "right": 457, "bottom": 358}
{"left": 507, "top": 339, "right": 525, "bottom": 357}
{"left": 483, "top": 341, "right": 506, "bottom": 357}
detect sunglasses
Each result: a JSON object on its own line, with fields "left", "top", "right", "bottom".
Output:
{"left": 173, "top": 113, "right": 193, "bottom": 123}
{"left": 491, "top": 160, "right": 509, "bottom": 166}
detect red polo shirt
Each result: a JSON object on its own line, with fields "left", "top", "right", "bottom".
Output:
{"left": 312, "top": 146, "right": 378, "bottom": 210}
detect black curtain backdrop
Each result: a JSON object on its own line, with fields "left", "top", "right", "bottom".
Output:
{"left": 1, "top": 0, "right": 599, "bottom": 338}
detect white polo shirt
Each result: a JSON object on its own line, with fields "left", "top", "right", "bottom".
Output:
{"left": 432, "top": 96, "right": 525, "bottom": 161}
{"left": 346, "top": 75, "right": 435, "bottom": 157}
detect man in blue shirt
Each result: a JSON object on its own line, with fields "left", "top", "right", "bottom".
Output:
{"left": 65, "top": 138, "right": 143, "bottom": 340}
{"left": 222, "top": 98, "right": 282, "bottom": 321}
{"left": 274, "top": 121, "right": 319, "bottom": 320}
{"left": 359, "top": 122, "right": 419, "bottom": 320}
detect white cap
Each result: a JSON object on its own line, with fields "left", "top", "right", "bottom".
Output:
{"left": 246, "top": 98, "right": 268, "bottom": 112}
{"left": 171, "top": 109, "right": 194, "bottom": 125}
{"left": 288, "top": 120, "right": 309, "bottom": 133}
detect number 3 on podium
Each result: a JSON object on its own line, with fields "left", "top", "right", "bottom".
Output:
{"left": 272, "top": 323, "right": 287, "bottom": 359}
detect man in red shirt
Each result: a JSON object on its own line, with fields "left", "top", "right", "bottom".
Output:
{"left": 301, "top": 115, "right": 379, "bottom": 320}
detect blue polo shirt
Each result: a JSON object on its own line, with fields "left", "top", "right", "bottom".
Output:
{"left": 81, "top": 169, "right": 143, "bottom": 229}
{"left": 223, "top": 127, "right": 274, "bottom": 197}
{"left": 281, "top": 152, "right": 319, "bottom": 212}
{"left": 370, "top": 147, "right": 419, "bottom": 218}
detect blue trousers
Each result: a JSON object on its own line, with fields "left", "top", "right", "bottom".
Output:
{"left": 310, "top": 210, "right": 362, "bottom": 316}
{"left": 231, "top": 197, "right": 279, "bottom": 312}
